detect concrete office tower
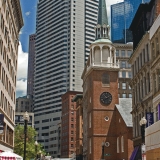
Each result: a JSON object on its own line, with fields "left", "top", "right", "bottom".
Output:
{"left": 111, "top": 0, "right": 150, "bottom": 43}
{"left": 85, "top": 0, "right": 99, "bottom": 62}
{"left": 0, "top": 0, "right": 23, "bottom": 152}
{"left": 27, "top": 34, "right": 36, "bottom": 97}
{"left": 34, "top": 0, "right": 98, "bottom": 157}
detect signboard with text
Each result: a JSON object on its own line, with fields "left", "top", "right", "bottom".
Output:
{"left": 15, "top": 115, "right": 33, "bottom": 126}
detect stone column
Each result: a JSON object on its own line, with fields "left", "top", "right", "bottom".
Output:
{"left": 100, "top": 46, "right": 102, "bottom": 63}
{"left": 110, "top": 47, "right": 112, "bottom": 64}
{"left": 90, "top": 49, "right": 92, "bottom": 65}
{"left": 114, "top": 49, "right": 116, "bottom": 65}
{"left": 92, "top": 47, "right": 94, "bottom": 65}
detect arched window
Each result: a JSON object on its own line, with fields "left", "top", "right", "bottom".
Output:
{"left": 102, "top": 72, "right": 110, "bottom": 86}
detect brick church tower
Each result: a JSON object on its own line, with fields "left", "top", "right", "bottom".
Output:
{"left": 82, "top": 0, "right": 120, "bottom": 159}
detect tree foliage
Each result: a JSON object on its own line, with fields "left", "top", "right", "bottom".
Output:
{"left": 14, "top": 125, "right": 45, "bottom": 159}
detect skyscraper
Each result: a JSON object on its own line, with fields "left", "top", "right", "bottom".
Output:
{"left": 111, "top": 0, "right": 150, "bottom": 43}
{"left": 27, "top": 34, "right": 36, "bottom": 97}
{"left": 34, "top": 0, "right": 98, "bottom": 157}
{"left": 0, "top": 0, "right": 23, "bottom": 152}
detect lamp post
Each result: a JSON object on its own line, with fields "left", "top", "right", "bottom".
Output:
{"left": 139, "top": 117, "right": 147, "bottom": 144}
{"left": 39, "top": 150, "right": 42, "bottom": 160}
{"left": 139, "top": 117, "right": 147, "bottom": 160}
{"left": 23, "top": 111, "right": 29, "bottom": 160}
{"left": 35, "top": 141, "right": 38, "bottom": 160}
{"left": 102, "top": 141, "right": 105, "bottom": 160}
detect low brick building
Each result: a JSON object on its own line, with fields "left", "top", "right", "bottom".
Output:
{"left": 72, "top": 94, "right": 83, "bottom": 160}
{"left": 61, "top": 91, "right": 82, "bottom": 158}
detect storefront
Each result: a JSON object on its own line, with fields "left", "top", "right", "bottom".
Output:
{"left": 145, "top": 120, "right": 160, "bottom": 160}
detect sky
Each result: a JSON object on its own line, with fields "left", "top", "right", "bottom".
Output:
{"left": 16, "top": 0, "right": 123, "bottom": 98}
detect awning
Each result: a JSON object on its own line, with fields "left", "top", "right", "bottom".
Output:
{"left": 0, "top": 151, "right": 23, "bottom": 160}
{"left": 130, "top": 146, "right": 139, "bottom": 160}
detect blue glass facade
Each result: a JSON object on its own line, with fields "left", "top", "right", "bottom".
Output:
{"left": 111, "top": 0, "right": 150, "bottom": 43}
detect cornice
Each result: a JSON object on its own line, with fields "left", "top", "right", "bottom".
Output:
{"left": 114, "top": 43, "right": 133, "bottom": 49}
{"left": 12, "top": 0, "right": 24, "bottom": 32}
{"left": 128, "top": 32, "right": 149, "bottom": 63}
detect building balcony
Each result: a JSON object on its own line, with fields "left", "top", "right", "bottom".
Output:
{"left": 86, "top": 62, "right": 119, "bottom": 72}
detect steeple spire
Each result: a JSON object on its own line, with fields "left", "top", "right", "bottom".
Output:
{"left": 95, "top": 0, "right": 110, "bottom": 41}
{"left": 97, "top": 0, "right": 108, "bottom": 26}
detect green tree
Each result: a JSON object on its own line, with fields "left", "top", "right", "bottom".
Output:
{"left": 14, "top": 125, "right": 45, "bottom": 159}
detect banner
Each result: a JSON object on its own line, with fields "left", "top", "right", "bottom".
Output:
{"left": 146, "top": 112, "right": 154, "bottom": 127}
{"left": 0, "top": 114, "right": 4, "bottom": 134}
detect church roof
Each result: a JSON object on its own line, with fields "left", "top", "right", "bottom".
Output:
{"left": 97, "top": 0, "right": 108, "bottom": 26}
{"left": 116, "top": 98, "right": 133, "bottom": 127}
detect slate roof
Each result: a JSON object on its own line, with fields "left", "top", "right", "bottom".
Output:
{"left": 116, "top": 98, "right": 133, "bottom": 127}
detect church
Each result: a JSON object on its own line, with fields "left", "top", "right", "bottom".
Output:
{"left": 81, "top": 0, "right": 133, "bottom": 159}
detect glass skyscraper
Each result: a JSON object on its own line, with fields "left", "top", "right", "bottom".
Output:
{"left": 111, "top": 0, "right": 150, "bottom": 43}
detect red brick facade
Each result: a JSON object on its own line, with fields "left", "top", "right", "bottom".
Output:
{"left": 61, "top": 91, "right": 82, "bottom": 158}
{"left": 82, "top": 69, "right": 133, "bottom": 160}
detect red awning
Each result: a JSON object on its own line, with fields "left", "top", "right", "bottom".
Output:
{"left": 0, "top": 157, "right": 16, "bottom": 160}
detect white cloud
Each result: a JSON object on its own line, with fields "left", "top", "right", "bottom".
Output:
{"left": 16, "top": 42, "right": 28, "bottom": 97}
{"left": 16, "top": 79, "right": 27, "bottom": 97}
{"left": 17, "top": 42, "right": 28, "bottom": 79}
{"left": 19, "top": 30, "right": 22, "bottom": 35}
{"left": 25, "top": 11, "right": 31, "bottom": 16}
{"left": 106, "top": 0, "right": 124, "bottom": 7}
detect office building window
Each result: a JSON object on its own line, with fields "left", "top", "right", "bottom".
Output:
{"left": 121, "top": 50, "right": 125, "bottom": 57}
{"left": 122, "top": 71, "right": 126, "bottom": 78}
{"left": 129, "top": 94, "right": 132, "bottom": 98}
{"left": 122, "top": 82, "right": 126, "bottom": 89}
{"left": 122, "top": 94, "right": 126, "bottom": 98}
{"left": 127, "top": 50, "right": 132, "bottom": 57}
{"left": 116, "top": 50, "right": 119, "bottom": 57}
{"left": 128, "top": 71, "right": 132, "bottom": 78}
{"left": 121, "top": 61, "right": 126, "bottom": 68}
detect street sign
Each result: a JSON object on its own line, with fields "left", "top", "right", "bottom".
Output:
{"left": 104, "top": 153, "right": 111, "bottom": 156}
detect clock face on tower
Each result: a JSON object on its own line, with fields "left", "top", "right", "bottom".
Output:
{"left": 100, "top": 92, "right": 112, "bottom": 105}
